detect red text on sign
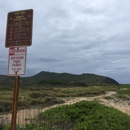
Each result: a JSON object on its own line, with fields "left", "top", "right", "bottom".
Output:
{"left": 12, "top": 63, "right": 21, "bottom": 67}
{"left": 11, "top": 56, "right": 24, "bottom": 60}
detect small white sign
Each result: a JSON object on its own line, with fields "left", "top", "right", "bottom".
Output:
{"left": 8, "top": 46, "right": 27, "bottom": 76}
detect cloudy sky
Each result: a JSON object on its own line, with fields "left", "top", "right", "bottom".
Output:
{"left": 0, "top": 0, "right": 130, "bottom": 84}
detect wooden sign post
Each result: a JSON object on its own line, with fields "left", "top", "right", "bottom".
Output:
{"left": 11, "top": 75, "right": 19, "bottom": 130}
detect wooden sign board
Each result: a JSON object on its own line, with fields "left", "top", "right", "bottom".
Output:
{"left": 5, "top": 9, "right": 33, "bottom": 48}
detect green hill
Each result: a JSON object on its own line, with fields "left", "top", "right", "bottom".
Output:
{"left": 24, "top": 71, "right": 119, "bottom": 86}
{"left": 0, "top": 71, "right": 119, "bottom": 86}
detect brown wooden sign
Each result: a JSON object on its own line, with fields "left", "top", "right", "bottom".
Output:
{"left": 5, "top": 9, "right": 33, "bottom": 48}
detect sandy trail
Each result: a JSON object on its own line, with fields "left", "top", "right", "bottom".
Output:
{"left": 1, "top": 91, "right": 130, "bottom": 126}
{"left": 63, "top": 91, "right": 130, "bottom": 115}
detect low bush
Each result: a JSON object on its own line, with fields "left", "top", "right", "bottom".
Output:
{"left": 104, "top": 96, "right": 114, "bottom": 100}
{"left": 117, "top": 89, "right": 130, "bottom": 96}
{"left": 38, "top": 101, "right": 130, "bottom": 130}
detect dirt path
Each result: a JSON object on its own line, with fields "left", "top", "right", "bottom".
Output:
{"left": 1, "top": 91, "right": 130, "bottom": 126}
{"left": 63, "top": 91, "right": 130, "bottom": 115}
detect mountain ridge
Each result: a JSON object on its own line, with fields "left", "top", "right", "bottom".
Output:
{"left": 25, "top": 71, "right": 119, "bottom": 85}
{"left": 0, "top": 71, "right": 119, "bottom": 86}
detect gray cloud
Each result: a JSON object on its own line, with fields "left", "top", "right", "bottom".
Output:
{"left": 0, "top": 0, "right": 130, "bottom": 83}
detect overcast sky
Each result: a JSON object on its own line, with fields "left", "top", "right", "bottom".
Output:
{"left": 0, "top": 0, "right": 130, "bottom": 84}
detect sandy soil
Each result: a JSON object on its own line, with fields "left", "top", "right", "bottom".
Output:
{"left": 1, "top": 91, "right": 130, "bottom": 126}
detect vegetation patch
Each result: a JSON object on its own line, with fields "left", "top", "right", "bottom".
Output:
{"left": 104, "top": 96, "right": 114, "bottom": 100}
{"left": 117, "top": 89, "right": 130, "bottom": 96}
{"left": 37, "top": 101, "right": 130, "bottom": 130}
{"left": 116, "top": 89, "right": 130, "bottom": 100}
{"left": 0, "top": 85, "right": 121, "bottom": 113}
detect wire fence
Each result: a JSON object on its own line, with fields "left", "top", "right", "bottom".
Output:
{"left": 0, "top": 108, "right": 74, "bottom": 129}
{"left": 0, "top": 108, "right": 41, "bottom": 126}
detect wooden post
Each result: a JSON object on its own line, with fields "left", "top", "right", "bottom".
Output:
{"left": 11, "top": 76, "right": 19, "bottom": 130}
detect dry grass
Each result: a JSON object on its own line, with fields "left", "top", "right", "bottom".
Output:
{"left": 0, "top": 85, "right": 122, "bottom": 113}
{"left": 0, "top": 86, "right": 90, "bottom": 112}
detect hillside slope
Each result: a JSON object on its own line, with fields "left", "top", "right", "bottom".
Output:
{"left": 24, "top": 71, "right": 119, "bottom": 85}
{"left": 0, "top": 71, "right": 119, "bottom": 86}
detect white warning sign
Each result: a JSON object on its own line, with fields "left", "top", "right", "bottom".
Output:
{"left": 8, "top": 46, "right": 27, "bottom": 76}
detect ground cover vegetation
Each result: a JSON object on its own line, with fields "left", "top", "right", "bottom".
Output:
{"left": 0, "top": 84, "right": 129, "bottom": 130}
{"left": 0, "top": 85, "right": 107, "bottom": 113}
{"left": 0, "top": 72, "right": 130, "bottom": 130}
{"left": 2, "top": 101, "right": 130, "bottom": 130}
{"left": 0, "top": 84, "right": 129, "bottom": 113}
{"left": 37, "top": 101, "right": 130, "bottom": 130}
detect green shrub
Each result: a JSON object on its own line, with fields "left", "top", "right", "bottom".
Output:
{"left": 117, "top": 89, "right": 130, "bottom": 96}
{"left": 30, "top": 92, "right": 42, "bottom": 99}
{"left": 38, "top": 101, "right": 130, "bottom": 130}
{"left": 3, "top": 124, "right": 20, "bottom": 130}
{"left": 104, "top": 96, "right": 114, "bottom": 100}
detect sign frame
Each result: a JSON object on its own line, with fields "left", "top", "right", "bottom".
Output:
{"left": 8, "top": 46, "right": 27, "bottom": 76}
{"left": 5, "top": 9, "right": 33, "bottom": 48}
